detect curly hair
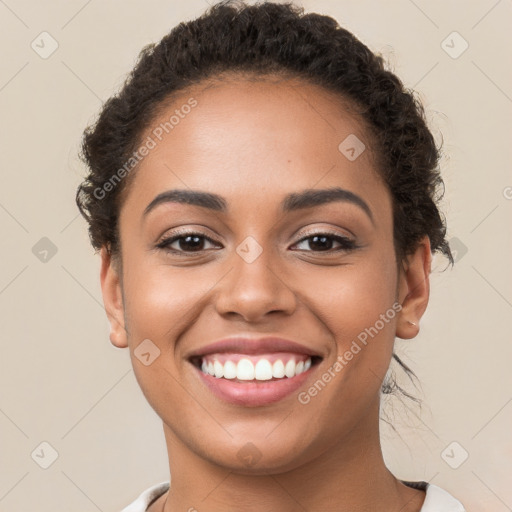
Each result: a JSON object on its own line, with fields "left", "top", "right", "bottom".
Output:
{"left": 75, "top": 0, "right": 453, "bottom": 408}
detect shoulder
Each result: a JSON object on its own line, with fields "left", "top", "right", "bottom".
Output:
{"left": 120, "top": 481, "right": 170, "bottom": 512}
{"left": 401, "top": 480, "right": 466, "bottom": 511}
{"left": 422, "top": 483, "right": 466, "bottom": 511}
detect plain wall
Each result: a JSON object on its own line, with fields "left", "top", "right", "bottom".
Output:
{"left": 0, "top": 0, "right": 511, "bottom": 510}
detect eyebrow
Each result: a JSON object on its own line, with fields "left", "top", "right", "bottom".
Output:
{"left": 143, "top": 186, "right": 374, "bottom": 223}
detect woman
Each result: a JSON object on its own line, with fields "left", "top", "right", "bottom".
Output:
{"left": 76, "top": 1, "right": 466, "bottom": 510}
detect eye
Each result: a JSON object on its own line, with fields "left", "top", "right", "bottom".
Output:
{"left": 292, "top": 232, "right": 357, "bottom": 252}
{"left": 155, "top": 229, "right": 358, "bottom": 255}
{"left": 156, "top": 231, "right": 220, "bottom": 254}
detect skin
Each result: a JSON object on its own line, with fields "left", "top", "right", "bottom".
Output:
{"left": 100, "top": 76, "right": 431, "bottom": 512}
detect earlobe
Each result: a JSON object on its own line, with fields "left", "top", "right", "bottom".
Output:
{"left": 99, "top": 246, "right": 128, "bottom": 348}
{"left": 395, "top": 236, "right": 432, "bottom": 340}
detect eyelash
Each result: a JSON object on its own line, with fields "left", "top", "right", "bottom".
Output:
{"left": 155, "top": 229, "right": 358, "bottom": 255}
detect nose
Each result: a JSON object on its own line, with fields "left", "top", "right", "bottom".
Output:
{"left": 214, "top": 242, "right": 297, "bottom": 323}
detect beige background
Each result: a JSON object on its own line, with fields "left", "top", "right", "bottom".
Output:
{"left": 1, "top": 0, "right": 511, "bottom": 510}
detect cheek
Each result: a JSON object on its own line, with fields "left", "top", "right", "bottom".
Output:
{"left": 306, "top": 252, "right": 398, "bottom": 342}
{"left": 301, "top": 248, "right": 399, "bottom": 394}
{"left": 121, "top": 261, "right": 216, "bottom": 409}
{"left": 123, "top": 262, "right": 214, "bottom": 343}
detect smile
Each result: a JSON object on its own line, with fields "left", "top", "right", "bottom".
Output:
{"left": 197, "top": 353, "right": 318, "bottom": 381}
{"left": 189, "top": 352, "right": 323, "bottom": 407}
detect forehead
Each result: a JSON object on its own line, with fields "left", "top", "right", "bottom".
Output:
{"left": 120, "top": 76, "right": 389, "bottom": 220}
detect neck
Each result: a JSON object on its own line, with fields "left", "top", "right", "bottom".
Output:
{"left": 159, "top": 399, "right": 424, "bottom": 512}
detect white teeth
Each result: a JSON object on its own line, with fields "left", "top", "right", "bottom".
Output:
{"left": 237, "top": 358, "right": 254, "bottom": 380}
{"left": 272, "top": 359, "right": 285, "bottom": 378}
{"left": 284, "top": 359, "right": 296, "bottom": 378}
{"left": 200, "top": 356, "right": 313, "bottom": 381}
{"left": 223, "top": 360, "right": 237, "bottom": 379}
{"left": 254, "top": 359, "right": 273, "bottom": 380}
{"left": 213, "top": 360, "right": 224, "bottom": 378}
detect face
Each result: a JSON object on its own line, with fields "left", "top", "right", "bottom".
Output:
{"left": 100, "top": 76, "right": 431, "bottom": 474}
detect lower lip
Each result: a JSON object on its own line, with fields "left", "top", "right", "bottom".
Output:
{"left": 192, "top": 362, "right": 319, "bottom": 407}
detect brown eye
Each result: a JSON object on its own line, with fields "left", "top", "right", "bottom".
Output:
{"left": 292, "top": 233, "right": 357, "bottom": 252}
{"left": 156, "top": 232, "right": 220, "bottom": 253}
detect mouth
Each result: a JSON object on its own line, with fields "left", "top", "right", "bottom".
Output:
{"left": 186, "top": 336, "right": 325, "bottom": 406}
{"left": 188, "top": 351, "right": 323, "bottom": 407}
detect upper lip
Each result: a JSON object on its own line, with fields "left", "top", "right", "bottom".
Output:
{"left": 186, "top": 336, "right": 324, "bottom": 359}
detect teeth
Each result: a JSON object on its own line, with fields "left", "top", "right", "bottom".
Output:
{"left": 200, "top": 356, "right": 313, "bottom": 381}
{"left": 284, "top": 359, "right": 296, "bottom": 378}
{"left": 254, "top": 359, "right": 273, "bottom": 380}
{"left": 237, "top": 358, "right": 255, "bottom": 380}
{"left": 223, "top": 360, "right": 237, "bottom": 379}
{"left": 272, "top": 359, "right": 285, "bottom": 378}
{"left": 213, "top": 360, "right": 224, "bottom": 378}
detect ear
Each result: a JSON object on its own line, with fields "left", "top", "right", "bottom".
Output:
{"left": 99, "top": 246, "right": 128, "bottom": 348}
{"left": 395, "top": 236, "right": 432, "bottom": 340}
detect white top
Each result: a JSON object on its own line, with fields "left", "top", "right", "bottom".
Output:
{"left": 120, "top": 480, "right": 466, "bottom": 511}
